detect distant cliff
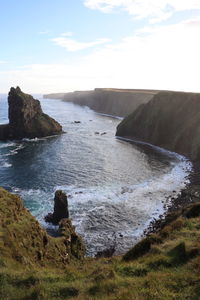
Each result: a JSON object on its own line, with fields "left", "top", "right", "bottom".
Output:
{"left": 44, "top": 88, "right": 159, "bottom": 117}
{"left": 116, "top": 91, "right": 200, "bottom": 161}
{"left": 0, "top": 87, "right": 63, "bottom": 140}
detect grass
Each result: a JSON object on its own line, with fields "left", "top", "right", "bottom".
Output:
{"left": 0, "top": 187, "right": 200, "bottom": 299}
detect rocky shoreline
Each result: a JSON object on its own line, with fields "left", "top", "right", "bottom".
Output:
{"left": 144, "top": 164, "right": 200, "bottom": 237}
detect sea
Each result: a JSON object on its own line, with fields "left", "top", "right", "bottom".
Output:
{"left": 0, "top": 94, "right": 192, "bottom": 256}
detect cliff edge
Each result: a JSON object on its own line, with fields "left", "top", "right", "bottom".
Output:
{"left": 44, "top": 88, "right": 159, "bottom": 117}
{"left": 0, "top": 87, "right": 63, "bottom": 140}
{"left": 0, "top": 188, "right": 84, "bottom": 268}
{"left": 116, "top": 91, "right": 200, "bottom": 161}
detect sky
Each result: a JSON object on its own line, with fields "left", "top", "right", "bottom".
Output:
{"left": 0, "top": 0, "right": 200, "bottom": 93}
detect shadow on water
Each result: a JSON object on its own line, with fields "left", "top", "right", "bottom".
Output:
{"left": 116, "top": 137, "right": 179, "bottom": 168}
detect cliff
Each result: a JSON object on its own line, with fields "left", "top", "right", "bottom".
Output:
{"left": 1, "top": 186, "right": 200, "bottom": 299}
{"left": 116, "top": 91, "right": 200, "bottom": 161}
{"left": 0, "top": 188, "right": 84, "bottom": 269}
{"left": 0, "top": 87, "right": 63, "bottom": 140}
{"left": 44, "top": 88, "right": 159, "bottom": 117}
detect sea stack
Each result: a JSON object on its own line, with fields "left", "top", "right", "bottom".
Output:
{"left": 0, "top": 86, "right": 62, "bottom": 140}
{"left": 45, "top": 190, "right": 69, "bottom": 225}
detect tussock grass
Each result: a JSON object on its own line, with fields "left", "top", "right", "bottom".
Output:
{"left": 1, "top": 188, "right": 200, "bottom": 299}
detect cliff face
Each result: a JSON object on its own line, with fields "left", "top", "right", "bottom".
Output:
{"left": 44, "top": 88, "right": 158, "bottom": 117}
{"left": 0, "top": 188, "right": 84, "bottom": 268}
{"left": 0, "top": 87, "right": 63, "bottom": 140}
{"left": 116, "top": 91, "right": 200, "bottom": 161}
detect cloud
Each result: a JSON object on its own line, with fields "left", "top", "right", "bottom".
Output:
{"left": 61, "top": 32, "right": 73, "bottom": 37}
{"left": 0, "top": 61, "right": 7, "bottom": 64}
{"left": 84, "top": 0, "right": 200, "bottom": 23}
{"left": 184, "top": 18, "right": 200, "bottom": 27}
{"left": 51, "top": 36, "right": 111, "bottom": 51}
{"left": 1, "top": 17, "right": 200, "bottom": 93}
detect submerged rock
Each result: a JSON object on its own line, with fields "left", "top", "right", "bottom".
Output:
{"left": 45, "top": 190, "right": 69, "bottom": 225}
{"left": 0, "top": 86, "right": 62, "bottom": 140}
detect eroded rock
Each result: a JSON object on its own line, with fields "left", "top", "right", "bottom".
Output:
{"left": 45, "top": 190, "right": 69, "bottom": 225}
{"left": 0, "top": 187, "right": 85, "bottom": 266}
{"left": 0, "top": 87, "right": 63, "bottom": 140}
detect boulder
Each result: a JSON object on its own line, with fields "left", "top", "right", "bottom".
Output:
{"left": 45, "top": 190, "right": 69, "bottom": 225}
{"left": 0, "top": 87, "right": 62, "bottom": 140}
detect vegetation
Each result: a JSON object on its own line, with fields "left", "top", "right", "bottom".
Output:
{"left": 0, "top": 187, "right": 200, "bottom": 299}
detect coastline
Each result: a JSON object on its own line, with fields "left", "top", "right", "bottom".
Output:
{"left": 115, "top": 135, "right": 196, "bottom": 244}
{"left": 143, "top": 164, "right": 200, "bottom": 237}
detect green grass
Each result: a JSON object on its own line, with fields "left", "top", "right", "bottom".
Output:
{"left": 1, "top": 187, "right": 200, "bottom": 299}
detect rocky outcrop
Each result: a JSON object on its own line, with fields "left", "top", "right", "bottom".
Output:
{"left": 0, "top": 188, "right": 84, "bottom": 267}
{"left": 45, "top": 190, "right": 69, "bottom": 225}
{"left": 116, "top": 91, "right": 200, "bottom": 161}
{"left": 0, "top": 87, "right": 62, "bottom": 140}
{"left": 44, "top": 88, "right": 159, "bottom": 117}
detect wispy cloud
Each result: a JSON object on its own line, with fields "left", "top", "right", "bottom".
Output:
{"left": 51, "top": 36, "right": 111, "bottom": 52}
{"left": 84, "top": 0, "right": 200, "bottom": 23}
{"left": 0, "top": 61, "right": 7, "bottom": 64}
{"left": 61, "top": 32, "right": 73, "bottom": 37}
{"left": 1, "top": 17, "right": 200, "bottom": 93}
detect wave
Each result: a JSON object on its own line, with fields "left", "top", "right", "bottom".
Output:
{"left": 22, "top": 135, "right": 60, "bottom": 143}
{"left": 0, "top": 142, "right": 17, "bottom": 149}
{"left": 49, "top": 154, "right": 191, "bottom": 256}
{"left": 0, "top": 162, "right": 12, "bottom": 168}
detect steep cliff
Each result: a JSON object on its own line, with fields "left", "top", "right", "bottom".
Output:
{"left": 116, "top": 91, "right": 200, "bottom": 161}
{"left": 44, "top": 88, "right": 158, "bottom": 117}
{"left": 0, "top": 188, "right": 84, "bottom": 268}
{"left": 0, "top": 87, "right": 63, "bottom": 140}
{"left": 1, "top": 186, "right": 200, "bottom": 299}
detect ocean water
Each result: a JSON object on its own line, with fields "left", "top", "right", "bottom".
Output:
{"left": 0, "top": 94, "right": 192, "bottom": 256}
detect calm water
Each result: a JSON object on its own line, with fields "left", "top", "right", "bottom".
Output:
{"left": 0, "top": 94, "right": 191, "bottom": 255}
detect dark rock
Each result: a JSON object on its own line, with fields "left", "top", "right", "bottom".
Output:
{"left": 95, "top": 132, "right": 99, "bottom": 135}
{"left": 123, "top": 238, "right": 151, "bottom": 261}
{"left": 101, "top": 132, "right": 107, "bottom": 135}
{"left": 0, "top": 187, "right": 85, "bottom": 265}
{"left": 183, "top": 202, "right": 200, "bottom": 218}
{"left": 45, "top": 190, "right": 69, "bottom": 225}
{"left": 168, "top": 242, "right": 187, "bottom": 264}
{"left": 74, "top": 121, "right": 81, "bottom": 124}
{"left": 59, "top": 218, "right": 74, "bottom": 238}
{"left": 95, "top": 246, "right": 116, "bottom": 258}
{"left": 0, "top": 87, "right": 62, "bottom": 140}
{"left": 58, "top": 219, "right": 85, "bottom": 259}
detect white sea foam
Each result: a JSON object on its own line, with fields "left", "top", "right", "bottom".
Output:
{"left": 0, "top": 142, "right": 17, "bottom": 149}
{"left": 0, "top": 162, "right": 12, "bottom": 168}
{"left": 48, "top": 154, "right": 192, "bottom": 255}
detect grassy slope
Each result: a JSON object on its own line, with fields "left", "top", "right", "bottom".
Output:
{"left": 0, "top": 188, "right": 200, "bottom": 299}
